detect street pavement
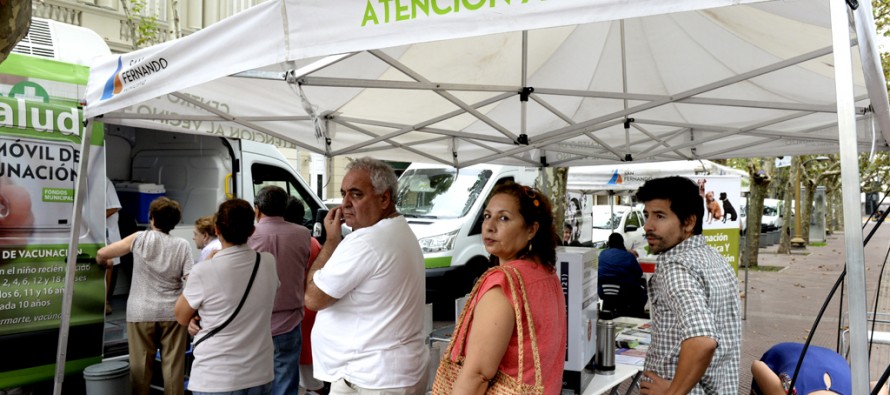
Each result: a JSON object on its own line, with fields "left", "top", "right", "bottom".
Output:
{"left": 737, "top": 218, "right": 890, "bottom": 394}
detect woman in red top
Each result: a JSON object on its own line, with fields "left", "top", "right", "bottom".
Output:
{"left": 448, "top": 182, "right": 567, "bottom": 395}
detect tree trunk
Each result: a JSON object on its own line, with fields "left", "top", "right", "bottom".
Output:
{"left": 802, "top": 179, "right": 816, "bottom": 244}
{"left": 542, "top": 167, "right": 568, "bottom": 231}
{"left": 777, "top": 157, "right": 796, "bottom": 254}
{"left": 171, "top": 0, "right": 182, "bottom": 39}
{"left": 744, "top": 159, "right": 772, "bottom": 268}
{"left": 0, "top": 0, "right": 32, "bottom": 63}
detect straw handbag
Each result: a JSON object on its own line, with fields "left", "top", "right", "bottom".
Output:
{"left": 431, "top": 265, "right": 545, "bottom": 395}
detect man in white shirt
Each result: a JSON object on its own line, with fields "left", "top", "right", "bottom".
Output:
{"left": 305, "top": 157, "right": 428, "bottom": 395}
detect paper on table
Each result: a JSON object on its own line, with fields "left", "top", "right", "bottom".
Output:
{"left": 615, "top": 348, "right": 646, "bottom": 366}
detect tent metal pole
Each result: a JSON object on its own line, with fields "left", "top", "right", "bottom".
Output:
{"left": 529, "top": 95, "right": 626, "bottom": 160}
{"left": 369, "top": 49, "right": 518, "bottom": 141}
{"left": 829, "top": 2, "right": 869, "bottom": 394}
{"left": 521, "top": 30, "right": 528, "bottom": 140}
{"left": 460, "top": 40, "right": 844, "bottom": 165}
{"left": 620, "top": 19, "right": 631, "bottom": 158}
{"left": 168, "top": 92, "right": 325, "bottom": 155}
{"left": 331, "top": 92, "right": 515, "bottom": 155}
{"left": 53, "top": 119, "right": 94, "bottom": 395}
{"left": 852, "top": 2, "right": 890, "bottom": 141}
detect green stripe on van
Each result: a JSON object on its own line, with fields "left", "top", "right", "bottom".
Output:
{"left": 425, "top": 256, "right": 451, "bottom": 269}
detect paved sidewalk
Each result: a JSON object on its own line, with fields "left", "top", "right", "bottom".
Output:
{"left": 737, "top": 219, "right": 890, "bottom": 394}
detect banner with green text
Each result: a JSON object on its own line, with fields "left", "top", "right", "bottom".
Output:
{"left": 0, "top": 54, "right": 106, "bottom": 388}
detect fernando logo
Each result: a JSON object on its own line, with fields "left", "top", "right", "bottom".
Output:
{"left": 100, "top": 56, "right": 169, "bottom": 101}
{"left": 100, "top": 57, "right": 124, "bottom": 100}
{"left": 607, "top": 170, "right": 623, "bottom": 185}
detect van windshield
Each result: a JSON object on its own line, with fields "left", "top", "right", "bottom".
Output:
{"left": 591, "top": 207, "right": 626, "bottom": 229}
{"left": 397, "top": 168, "right": 493, "bottom": 218}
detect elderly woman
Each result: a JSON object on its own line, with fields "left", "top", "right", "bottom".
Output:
{"left": 193, "top": 215, "right": 221, "bottom": 263}
{"left": 97, "top": 196, "right": 193, "bottom": 395}
{"left": 175, "top": 199, "right": 279, "bottom": 395}
{"left": 441, "top": 182, "right": 567, "bottom": 395}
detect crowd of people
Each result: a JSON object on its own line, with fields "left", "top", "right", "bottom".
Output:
{"left": 97, "top": 158, "right": 882, "bottom": 395}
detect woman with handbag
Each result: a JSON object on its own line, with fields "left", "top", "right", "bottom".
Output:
{"left": 175, "top": 199, "right": 279, "bottom": 395}
{"left": 433, "top": 182, "right": 567, "bottom": 395}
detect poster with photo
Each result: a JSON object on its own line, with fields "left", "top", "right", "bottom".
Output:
{"left": 693, "top": 175, "right": 742, "bottom": 272}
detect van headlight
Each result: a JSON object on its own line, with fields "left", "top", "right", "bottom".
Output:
{"left": 592, "top": 240, "right": 606, "bottom": 249}
{"left": 419, "top": 230, "right": 459, "bottom": 253}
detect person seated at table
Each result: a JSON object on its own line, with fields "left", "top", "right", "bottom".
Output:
{"left": 598, "top": 233, "right": 647, "bottom": 318}
{"left": 751, "top": 342, "right": 889, "bottom": 395}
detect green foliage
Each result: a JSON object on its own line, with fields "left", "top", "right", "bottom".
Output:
{"left": 121, "top": 0, "right": 160, "bottom": 48}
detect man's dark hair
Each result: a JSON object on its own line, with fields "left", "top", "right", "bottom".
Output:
{"left": 254, "top": 185, "right": 288, "bottom": 217}
{"left": 148, "top": 197, "right": 182, "bottom": 233}
{"left": 635, "top": 176, "right": 703, "bottom": 235}
{"left": 215, "top": 199, "right": 255, "bottom": 245}
{"left": 607, "top": 233, "right": 626, "bottom": 250}
{"left": 284, "top": 196, "right": 306, "bottom": 225}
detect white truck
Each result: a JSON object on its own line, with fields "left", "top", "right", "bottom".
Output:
{"left": 395, "top": 163, "right": 541, "bottom": 314}
{"left": 0, "top": 18, "right": 327, "bottom": 387}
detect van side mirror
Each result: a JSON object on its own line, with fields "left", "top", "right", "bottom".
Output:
{"left": 313, "top": 209, "right": 329, "bottom": 244}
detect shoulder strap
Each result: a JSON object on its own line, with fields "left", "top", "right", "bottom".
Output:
{"left": 445, "top": 265, "right": 543, "bottom": 386}
{"left": 193, "top": 252, "right": 261, "bottom": 349}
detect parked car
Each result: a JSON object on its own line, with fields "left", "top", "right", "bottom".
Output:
{"left": 739, "top": 198, "right": 785, "bottom": 233}
{"left": 588, "top": 205, "right": 647, "bottom": 254}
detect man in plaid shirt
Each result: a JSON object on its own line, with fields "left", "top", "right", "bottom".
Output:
{"left": 636, "top": 176, "right": 741, "bottom": 395}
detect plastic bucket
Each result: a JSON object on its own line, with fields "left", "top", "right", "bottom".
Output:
{"left": 83, "top": 360, "right": 130, "bottom": 395}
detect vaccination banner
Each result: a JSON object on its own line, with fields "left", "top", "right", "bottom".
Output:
{"left": 694, "top": 175, "right": 742, "bottom": 272}
{"left": 0, "top": 54, "right": 106, "bottom": 388}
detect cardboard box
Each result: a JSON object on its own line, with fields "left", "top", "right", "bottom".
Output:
{"left": 556, "top": 246, "right": 599, "bottom": 393}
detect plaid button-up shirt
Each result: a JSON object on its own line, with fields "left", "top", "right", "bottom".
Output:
{"left": 643, "top": 234, "right": 741, "bottom": 394}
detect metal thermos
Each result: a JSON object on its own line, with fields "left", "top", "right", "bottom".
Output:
{"left": 595, "top": 309, "right": 615, "bottom": 375}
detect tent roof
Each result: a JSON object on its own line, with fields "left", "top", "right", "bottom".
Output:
{"left": 85, "top": 0, "right": 890, "bottom": 168}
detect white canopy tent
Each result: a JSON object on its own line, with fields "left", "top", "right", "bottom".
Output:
{"left": 53, "top": 0, "right": 889, "bottom": 393}
{"left": 83, "top": 0, "right": 889, "bottom": 167}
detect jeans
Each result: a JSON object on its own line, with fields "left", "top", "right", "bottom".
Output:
{"left": 192, "top": 382, "right": 272, "bottom": 395}
{"left": 272, "top": 324, "right": 302, "bottom": 395}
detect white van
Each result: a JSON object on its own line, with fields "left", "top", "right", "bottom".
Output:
{"left": 587, "top": 205, "right": 647, "bottom": 252}
{"left": 396, "top": 163, "right": 541, "bottom": 308}
{"left": 739, "top": 198, "right": 784, "bottom": 232}
{"left": 762, "top": 198, "right": 784, "bottom": 231}
{"left": 0, "top": 19, "right": 328, "bottom": 384}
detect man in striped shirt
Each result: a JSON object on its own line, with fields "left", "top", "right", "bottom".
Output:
{"left": 636, "top": 176, "right": 741, "bottom": 395}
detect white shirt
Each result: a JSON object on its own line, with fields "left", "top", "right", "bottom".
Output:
{"left": 198, "top": 238, "right": 222, "bottom": 263}
{"left": 184, "top": 245, "right": 279, "bottom": 392}
{"left": 105, "top": 178, "right": 122, "bottom": 265}
{"left": 311, "top": 216, "right": 427, "bottom": 389}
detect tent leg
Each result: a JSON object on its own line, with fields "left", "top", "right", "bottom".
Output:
{"left": 829, "top": 2, "right": 870, "bottom": 394}
{"left": 53, "top": 119, "right": 94, "bottom": 395}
